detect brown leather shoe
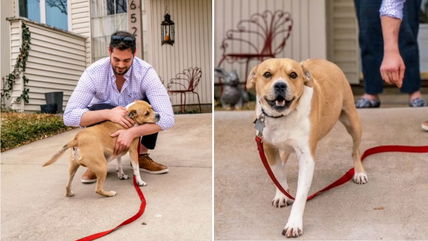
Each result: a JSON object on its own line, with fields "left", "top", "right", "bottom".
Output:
{"left": 138, "top": 154, "right": 168, "bottom": 174}
{"left": 81, "top": 169, "right": 97, "bottom": 184}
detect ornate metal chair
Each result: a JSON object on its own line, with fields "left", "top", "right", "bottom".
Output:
{"left": 167, "top": 67, "right": 202, "bottom": 113}
{"left": 217, "top": 10, "right": 293, "bottom": 90}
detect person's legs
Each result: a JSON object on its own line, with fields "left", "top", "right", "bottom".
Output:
{"left": 355, "top": 0, "right": 384, "bottom": 108}
{"left": 399, "top": 0, "right": 425, "bottom": 107}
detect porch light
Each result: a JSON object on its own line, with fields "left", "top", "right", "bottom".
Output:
{"left": 161, "top": 13, "right": 175, "bottom": 46}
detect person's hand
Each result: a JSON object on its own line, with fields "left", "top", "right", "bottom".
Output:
{"left": 111, "top": 129, "right": 135, "bottom": 155}
{"left": 380, "top": 50, "right": 405, "bottom": 88}
{"left": 108, "top": 106, "right": 135, "bottom": 128}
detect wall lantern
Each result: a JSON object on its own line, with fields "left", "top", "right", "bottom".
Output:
{"left": 161, "top": 13, "right": 175, "bottom": 46}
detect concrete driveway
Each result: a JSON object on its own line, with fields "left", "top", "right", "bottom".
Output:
{"left": 215, "top": 108, "right": 428, "bottom": 240}
{"left": 1, "top": 113, "right": 212, "bottom": 241}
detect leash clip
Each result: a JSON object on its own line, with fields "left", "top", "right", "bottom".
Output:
{"left": 254, "top": 114, "right": 265, "bottom": 137}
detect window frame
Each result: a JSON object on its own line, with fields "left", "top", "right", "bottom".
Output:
{"left": 16, "top": 0, "right": 72, "bottom": 31}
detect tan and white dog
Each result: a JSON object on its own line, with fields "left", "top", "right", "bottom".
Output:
{"left": 43, "top": 100, "right": 159, "bottom": 197}
{"left": 247, "top": 58, "right": 368, "bottom": 237}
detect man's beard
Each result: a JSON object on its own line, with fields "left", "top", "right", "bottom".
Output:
{"left": 113, "top": 67, "right": 129, "bottom": 76}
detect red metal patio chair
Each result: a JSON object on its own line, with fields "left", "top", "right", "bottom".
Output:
{"left": 167, "top": 67, "right": 202, "bottom": 113}
{"left": 217, "top": 10, "right": 293, "bottom": 90}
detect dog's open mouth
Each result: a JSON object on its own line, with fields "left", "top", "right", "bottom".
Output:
{"left": 265, "top": 95, "right": 295, "bottom": 111}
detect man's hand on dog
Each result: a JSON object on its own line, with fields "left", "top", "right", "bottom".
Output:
{"left": 109, "top": 106, "right": 135, "bottom": 128}
{"left": 111, "top": 129, "right": 135, "bottom": 155}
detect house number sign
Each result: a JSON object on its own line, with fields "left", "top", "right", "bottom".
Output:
{"left": 128, "top": 0, "right": 143, "bottom": 58}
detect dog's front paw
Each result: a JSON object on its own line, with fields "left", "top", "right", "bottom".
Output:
{"left": 272, "top": 191, "right": 293, "bottom": 208}
{"left": 117, "top": 171, "right": 129, "bottom": 180}
{"left": 282, "top": 219, "right": 303, "bottom": 238}
{"left": 135, "top": 177, "right": 147, "bottom": 186}
{"left": 96, "top": 190, "right": 117, "bottom": 197}
{"left": 65, "top": 191, "right": 75, "bottom": 197}
{"left": 353, "top": 172, "right": 368, "bottom": 184}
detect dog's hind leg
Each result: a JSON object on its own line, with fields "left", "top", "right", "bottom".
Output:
{"left": 84, "top": 151, "right": 116, "bottom": 197}
{"left": 264, "top": 143, "right": 293, "bottom": 208}
{"left": 339, "top": 107, "right": 368, "bottom": 184}
{"left": 65, "top": 159, "right": 80, "bottom": 197}
{"left": 92, "top": 161, "right": 116, "bottom": 197}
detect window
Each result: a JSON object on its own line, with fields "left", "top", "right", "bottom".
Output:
{"left": 19, "top": 0, "right": 40, "bottom": 22}
{"left": 90, "top": 0, "right": 128, "bottom": 62}
{"left": 19, "top": 0, "right": 69, "bottom": 31}
{"left": 107, "top": 0, "right": 127, "bottom": 15}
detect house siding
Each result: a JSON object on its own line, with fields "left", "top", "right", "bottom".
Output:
{"left": 70, "top": 0, "right": 91, "bottom": 66}
{"left": 146, "top": 0, "right": 212, "bottom": 105}
{"left": 327, "top": 0, "right": 360, "bottom": 84}
{"left": 214, "top": 0, "right": 327, "bottom": 84}
{"left": 8, "top": 18, "right": 86, "bottom": 112}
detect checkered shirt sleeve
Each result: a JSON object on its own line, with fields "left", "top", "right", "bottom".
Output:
{"left": 63, "top": 70, "right": 95, "bottom": 127}
{"left": 380, "top": 0, "right": 406, "bottom": 19}
{"left": 141, "top": 67, "right": 175, "bottom": 130}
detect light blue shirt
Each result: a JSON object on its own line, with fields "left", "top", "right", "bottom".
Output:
{"left": 64, "top": 57, "right": 174, "bottom": 130}
{"left": 380, "top": 0, "right": 406, "bottom": 19}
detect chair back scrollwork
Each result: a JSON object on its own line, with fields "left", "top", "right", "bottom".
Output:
{"left": 168, "top": 67, "right": 202, "bottom": 92}
{"left": 218, "top": 10, "right": 293, "bottom": 66}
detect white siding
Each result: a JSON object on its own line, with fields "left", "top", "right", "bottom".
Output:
{"left": 215, "top": 0, "right": 327, "bottom": 84}
{"left": 8, "top": 18, "right": 86, "bottom": 112}
{"left": 146, "top": 0, "right": 212, "bottom": 105}
{"left": 70, "top": 0, "right": 91, "bottom": 66}
{"left": 327, "top": 0, "right": 360, "bottom": 84}
{"left": 1, "top": 0, "right": 14, "bottom": 92}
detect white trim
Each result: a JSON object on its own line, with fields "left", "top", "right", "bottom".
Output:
{"left": 15, "top": 0, "right": 19, "bottom": 17}
{"left": 67, "top": 0, "right": 72, "bottom": 31}
{"left": 40, "top": 0, "right": 46, "bottom": 23}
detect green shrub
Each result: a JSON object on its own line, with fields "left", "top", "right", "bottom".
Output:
{"left": 1, "top": 112, "right": 73, "bottom": 152}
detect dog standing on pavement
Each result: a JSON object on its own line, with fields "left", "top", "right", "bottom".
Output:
{"left": 247, "top": 58, "right": 368, "bottom": 237}
{"left": 43, "top": 100, "right": 159, "bottom": 197}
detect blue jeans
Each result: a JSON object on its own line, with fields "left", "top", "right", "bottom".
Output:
{"left": 354, "top": 0, "right": 421, "bottom": 94}
{"left": 88, "top": 102, "right": 158, "bottom": 150}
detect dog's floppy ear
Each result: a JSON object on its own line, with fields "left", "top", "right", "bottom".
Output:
{"left": 301, "top": 64, "right": 313, "bottom": 87}
{"left": 246, "top": 65, "right": 258, "bottom": 89}
{"left": 128, "top": 110, "right": 137, "bottom": 119}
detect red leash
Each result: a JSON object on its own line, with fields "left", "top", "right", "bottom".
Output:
{"left": 76, "top": 176, "right": 146, "bottom": 241}
{"left": 255, "top": 136, "right": 428, "bottom": 201}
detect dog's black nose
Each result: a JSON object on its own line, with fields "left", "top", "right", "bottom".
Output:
{"left": 155, "top": 113, "right": 160, "bottom": 120}
{"left": 274, "top": 82, "right": 287, "bottom": 91}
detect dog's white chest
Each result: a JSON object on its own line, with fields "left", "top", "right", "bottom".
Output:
{"left": 263, "top": 115, "right": 311, "bottom": 149}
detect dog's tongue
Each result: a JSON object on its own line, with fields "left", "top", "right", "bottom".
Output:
{"left": 275, "top": 99, "right": 286, "bottom": 107}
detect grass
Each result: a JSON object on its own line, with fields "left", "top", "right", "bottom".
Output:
{"left": 1, "top": 112, "right": 73, "bottom": 152}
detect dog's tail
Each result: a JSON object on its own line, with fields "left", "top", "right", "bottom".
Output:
{"left": 42, "top": 139, "right": 78, "bottom": 167}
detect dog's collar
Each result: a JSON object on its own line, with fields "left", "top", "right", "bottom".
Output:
{"left": 254, "top": 108, "right": 285, "bottom": 137}
{"left": 261, "top": 108, "right": 285, "bottom": 119}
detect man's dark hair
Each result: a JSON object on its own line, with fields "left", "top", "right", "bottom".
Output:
{"left": 109, "top": 31, "right": 136, "bottom": 54}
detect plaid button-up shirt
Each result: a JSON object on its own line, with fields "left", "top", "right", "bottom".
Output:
{"left": 64, "top": 57, "right": 174, "bottom": 130}
{"left": 380, "top": 0, "right": 405, "bottom": 19}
